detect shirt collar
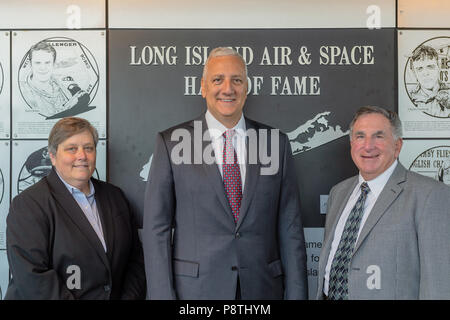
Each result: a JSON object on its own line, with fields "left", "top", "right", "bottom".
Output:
{"left": 55, "top": 169, "right": 95, "bottom": 197}
{"left": 205, "top": 110, "right": 246, "bottom": 141}
{"left": 358, "top": 160, "right": 398, "bottom": 198}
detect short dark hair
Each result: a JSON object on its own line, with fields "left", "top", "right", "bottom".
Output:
{"left": 28, "top": 41, "right": 57, "bottom": 63}
{"left": 410, "top": 45, "right": 439, "bottom": 71}
{"left": 48, "top": 117, "right": 98, "bottom": 155}
{"left": 349, "top": 106, "right": 402, "bottom": 140}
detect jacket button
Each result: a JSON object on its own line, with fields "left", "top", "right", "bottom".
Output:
{"left": 231, "top": 266, "right": 238, "bottom": 271}
{"left": 104, "top": 285, "right": 111, "bottom": 292}
{"left": 235, "top": 233, "right": 241, "bottom": 239}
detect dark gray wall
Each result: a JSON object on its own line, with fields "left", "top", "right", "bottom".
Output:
{"left": 108, "top": 29, "right": 396, "bottom": 227}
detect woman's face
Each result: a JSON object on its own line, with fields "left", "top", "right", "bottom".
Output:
{"left": 50, "top": 130, "right": 96, "bottom": 193}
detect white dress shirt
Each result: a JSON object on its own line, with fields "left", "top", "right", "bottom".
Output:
{"left": 205, "top": 110, "right": 246, "bottom": 191}
{"left": 323, "top": 160, "right": 398, "bottom": 295}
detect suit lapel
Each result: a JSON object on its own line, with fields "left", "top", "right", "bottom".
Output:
{"left": 195, "top": 114, "right": 262, "bottom": 227}
{"left": 92, "top": 179, "right": 115, "bottom": 261}
{"left": 236, "top": 118, "right": 260, "bottom": 230}
{"left": 202, "top": 156, "right": 234, "bottom": 219}
{"left": 322, "top": 177, "right": 359, "bottom": 255}
{"left": 47, "top": 169, "right": 110, "bottom": 269}
{"left": 353, "top": 164, "right": 406, "bottom": 253}
{"left": 193, "top": 115, "right": 235, "bottom": 221}
{"left": 317, "top": 177, "right": 357, "bottom": 294}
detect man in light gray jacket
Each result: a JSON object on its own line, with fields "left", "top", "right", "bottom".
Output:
{"left": 317, "top": 106, "right": 450, "bottom": 300}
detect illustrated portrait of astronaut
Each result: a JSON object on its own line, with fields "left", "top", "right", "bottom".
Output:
{"left": 0, "top": 36, "right": 11, "bottom": 139}
{"left": 408, "top": 44, "right": 450, "bottom": 118}
{"left": 18, "top": 39, "right": 99, "bottom": 119}
{"left": 17, "top": 146, "right": 53, "bottom": 194}
{"left": 437, "top": 159, "right": 450, "bottom": 185}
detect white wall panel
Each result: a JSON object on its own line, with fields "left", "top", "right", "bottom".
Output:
{"left": 0, "top": 0, "right": 105, "bottom": 29}
{"left": 398, "top": 0, "right": 450, "bottom": 28}
{"left": 109, "top": 0, "right": 395, "bottom": 29}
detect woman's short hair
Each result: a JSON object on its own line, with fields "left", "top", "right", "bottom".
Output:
{"left": 48, "top": 117, "right": 98, "bottom": 155}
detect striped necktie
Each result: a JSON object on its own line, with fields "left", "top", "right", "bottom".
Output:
{"left": 328, "top": 182, "right": 370, "bottom": 300}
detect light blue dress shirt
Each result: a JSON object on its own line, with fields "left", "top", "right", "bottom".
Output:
{"left": 56, "top": 172, "right": 107, "bottom": 252}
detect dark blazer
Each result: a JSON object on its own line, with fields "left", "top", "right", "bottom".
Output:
{"left": 143, "top": 114, "right": 308, "bottom": 300}
{"left": 5, "top": 168, "right": 146, "bottom": 299}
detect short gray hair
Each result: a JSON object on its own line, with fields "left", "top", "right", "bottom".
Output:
{"left": 48, "top": 117, "right": 98, "bottom": 155}
{"left": 349, "top": 106, "right": 402, "bottom": 140}
{"left": 202, "top": 47, "right": 248, "bottom": 80}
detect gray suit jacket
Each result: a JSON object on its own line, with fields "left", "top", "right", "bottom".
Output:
{"left": 143, "top": 114, "right": 307, "bottom": 299}
{"left": 316, "top": 163, "right": 450, "bottom": 299}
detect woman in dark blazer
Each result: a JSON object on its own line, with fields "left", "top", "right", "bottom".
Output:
{"left": 5, "top": 117, "right": 145, "bottom": 299}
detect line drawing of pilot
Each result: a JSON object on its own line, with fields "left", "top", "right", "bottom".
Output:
{"left": 437, "top": 158, "right": 450, "bottom": 185}
{"left": 17, "top": 146, "right": 53, "bottom": 194}
{"left": 19, "top": 41, "right": 91, "bottom": 119}
{"left": 409, "top": 45, "right": 450, "bottom": 118}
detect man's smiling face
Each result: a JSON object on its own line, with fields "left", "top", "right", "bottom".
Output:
{"left": 350, "top": 113, "right": 403, "bottom": 181}
{"left": 201, "top": 55, "right": 248, "bottom": 128}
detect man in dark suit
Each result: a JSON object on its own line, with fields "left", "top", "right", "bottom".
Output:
{"left": 316, "top": 106, "right": 450, "bottom": 299}
{"left": 143, "top": 47, "right": 307, "bottom": 300}
{"left": 6, "top": 117, "right": 145, "bottom": 299}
